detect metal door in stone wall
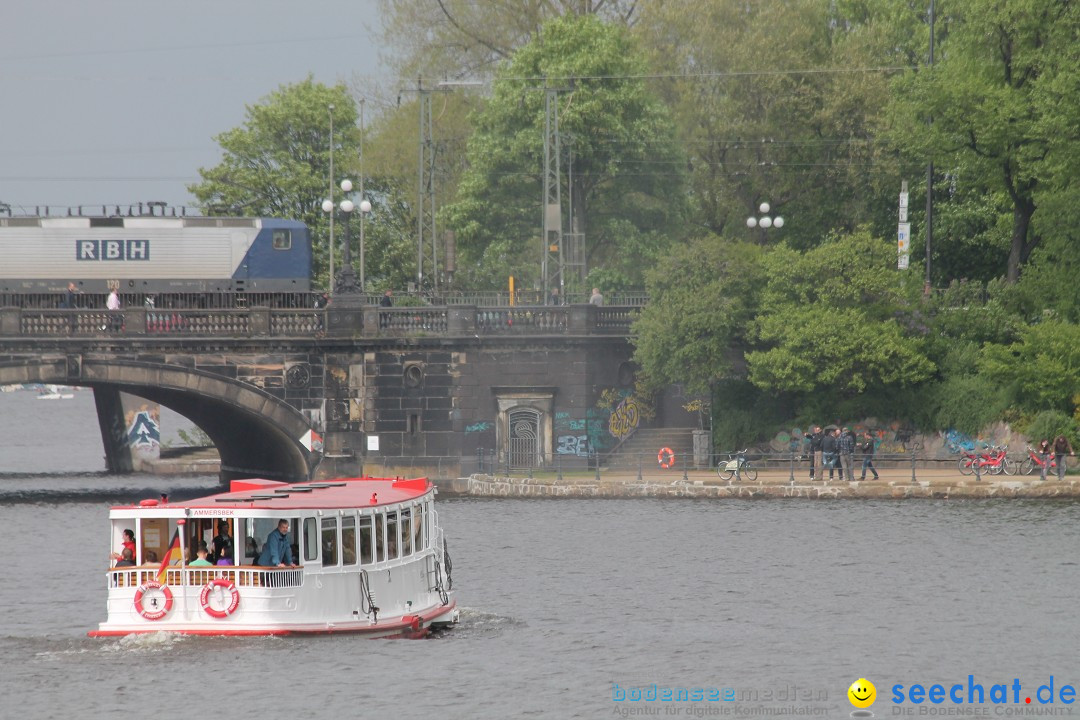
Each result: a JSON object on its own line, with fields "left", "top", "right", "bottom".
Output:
{"left": 508, "top": 407, "right": 541, "bottom": 468}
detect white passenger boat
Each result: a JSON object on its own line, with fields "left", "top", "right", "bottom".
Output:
{"left": 89, "top": 476, "right": 457, "bottom": 637}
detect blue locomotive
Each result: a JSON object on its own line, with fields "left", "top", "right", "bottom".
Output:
{"left": 0, "top": 215, "right": 312, "bottom": 294}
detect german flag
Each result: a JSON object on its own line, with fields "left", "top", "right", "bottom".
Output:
{"left": 156, "top": 529, "right": 183, "bottom": 583}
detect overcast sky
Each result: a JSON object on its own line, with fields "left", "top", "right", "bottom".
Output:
{"left": 0, "top": 0, "right": 386, "bottom": 214}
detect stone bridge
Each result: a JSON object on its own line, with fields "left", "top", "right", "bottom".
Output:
{"left": 0, "top": 301, "right": 676, "bottom": 482}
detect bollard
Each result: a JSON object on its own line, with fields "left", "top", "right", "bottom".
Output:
{"left": 974, "top": 455, "right": 981, "bottom": 483}
{"left": 477, "top": 447, "right": 484, "bottom": 474}
{"left": 911, "top": 446, "right": 917, "bottom": 484}
{"left": 789, "top": 450, "right": 795, "bottom": 485}
{"left": 594, "top": 451, "right": 601, "bottom": 482}
{"left": 735, "top": 452, "right": 741, "bottom": 483}
{"left": 527, "top": 462, "right": 533, "bottom": 480}
{"left": 557, "top": 452, "right": 563, "bottom": 482}
{"left": 682, "top": 456, "right": 689, "bottom": 483}
{"left": 637, "top": 452, "right": 643, "bottom": 483}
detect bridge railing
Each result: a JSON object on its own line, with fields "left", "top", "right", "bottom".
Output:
{"left": 0, "top": 304, "right": 639, "bottom": 338}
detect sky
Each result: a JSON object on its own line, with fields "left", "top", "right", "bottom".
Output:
{"left": 0, "top": 0, "right": 386, "bottom": 215}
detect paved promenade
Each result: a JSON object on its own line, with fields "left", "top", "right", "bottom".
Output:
{"left": 443, "top": 465, "right": 1080, "bottom": 499}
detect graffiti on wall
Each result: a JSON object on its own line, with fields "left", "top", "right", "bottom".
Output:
{"left": 608, "top": 395, "right": 641, "bottom": 440}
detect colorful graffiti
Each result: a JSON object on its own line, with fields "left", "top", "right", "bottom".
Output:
{"left": 465, "top": 422, "right": 493, "bottom": 434}
{"left": 556, "top": 435, "right": 590, "bottom": 456}
{"left": 127, "top": 409, "right": 160, "bottom": 449}
{"left": 608, "top": 395, "right": 642, "bottom": 440}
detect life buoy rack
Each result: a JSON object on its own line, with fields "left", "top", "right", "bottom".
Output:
{"left": 199, "top": 578, "right": 241, "bottom": 618}
{"left": 658, "top": 447, "right": 676, "bottom": 469}
{"left": 134, "top": 580, "right": 173, "bottom": 621}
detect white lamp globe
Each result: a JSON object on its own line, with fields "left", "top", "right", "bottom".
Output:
{"left": 746, "top": 216, "right": 758, "bottom": 228}
{"left": 321, "top": 199, "right": 334, "bottom": 213}
{"left": 760, "top": 216, "right": 773, "bottom": 229}
{"left": 340, "top": 199, "right": 355, "bottom": 213}
{"left": 340, "top": 179, "right": 353, "bottom": 193}
{"left": 759, "top": 202, "right": 770, "bottom": 214}
{"left": 359, "top": 199, "right": 372, "bottom": 213}
{"left": 773, "top": 216, "right": 784, "bottom": 228}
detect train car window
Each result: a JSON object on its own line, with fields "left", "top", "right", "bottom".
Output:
{"left": 272, "top": 230, "right": 292, "bottom": 250}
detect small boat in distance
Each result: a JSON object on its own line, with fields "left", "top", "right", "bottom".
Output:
{"left": 37, "top": 383, "right": 75, "bottom": 399}
{"left": 88, "top": 476, "right": 457, "bottom": 637}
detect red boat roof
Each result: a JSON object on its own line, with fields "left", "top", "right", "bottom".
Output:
{"left": 144, "top": 477, "right": 432, "bottom": 512}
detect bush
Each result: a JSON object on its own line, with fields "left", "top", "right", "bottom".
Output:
{"left": 1018, "top": 410, "right": 1079, "bottom": 448}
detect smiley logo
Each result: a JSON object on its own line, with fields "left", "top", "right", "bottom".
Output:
{"left": 848, "top": 678, "right": 876, "bottom": 708}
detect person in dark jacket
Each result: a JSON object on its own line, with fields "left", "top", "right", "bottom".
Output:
{"left": 858, "top": 430, "right": 880, "bottom": 480}
{"left": 822, "top": 428, "right": 839, "bottom": 481}
{"left": 1053, "top": 434, "right": 1074, "bottom": 481}
{"left": 808, "top": 426, "right": 823, "bottom": 479}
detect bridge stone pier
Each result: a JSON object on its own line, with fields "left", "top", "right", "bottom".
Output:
{"left": 0, "top": 301, "right": 679, "bottom": 483}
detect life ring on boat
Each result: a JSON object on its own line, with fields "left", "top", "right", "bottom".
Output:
{"left": 658, "top": 447, "right": 675, "bottom": 469}
{"left": 199, "top": 578, "right": 241, "bottom": 618}
{"left": 134, "top": 580, "right": 173, "bottom": 621}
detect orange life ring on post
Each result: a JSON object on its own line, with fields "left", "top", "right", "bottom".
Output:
{"left": 658, "top": 447, "right": 676, "bottom": 469}
{"left": 134, "top": 580, "right": 173, "bottom": 621}
{"left": 199, "top": 578, "right": 241, "bottom": 618}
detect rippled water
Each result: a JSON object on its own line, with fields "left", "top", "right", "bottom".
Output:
{"left": 2, "top": 392, "right": 1079, "bottom": 719}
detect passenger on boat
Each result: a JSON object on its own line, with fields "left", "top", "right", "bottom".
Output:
{"left": 190, "top": 545, "right": 213, "bottom": 567}
{"left": 110, "top": 529, "right": 136, "bottom": 563}
{"left": 257, "top": 520, "right": 296, "bottom": 568}
{"left": 143, "top": 551, "right": 159, "bottom": 565}
{"left": 216, "top": 544, "right": 234, "bottom": 566}
{"left": 210, "top": 526, "right": 233, "bottom": 564}
{"left": 114, "top": 548, "right": 136, "bottom": 567}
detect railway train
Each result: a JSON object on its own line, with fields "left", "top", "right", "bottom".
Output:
{"left": 0, "top": 214, "right": 312, "bottom": 295}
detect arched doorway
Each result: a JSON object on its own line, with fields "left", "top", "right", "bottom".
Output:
{"left": 508, "top": 407, "right": 541, "bottom": 468}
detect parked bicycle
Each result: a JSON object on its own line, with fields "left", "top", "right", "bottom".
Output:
{"left": 969, "top": 445, "right": 1013, "bottom": 475}
{"left": 717, "top": 449, "right": 758, "bottom": 482}
{"left": 1019, "top": 445, "right": 1058, "bottom": 476}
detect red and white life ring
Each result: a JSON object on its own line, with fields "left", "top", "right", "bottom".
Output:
{"left": 658, "top": 447, "right": 676, "bottom": 469}
{"left": 134, "top": 580, "right": 173, "bottom": 621}
{"left": 199, "top": 578, "right": 241, "bottom": 619}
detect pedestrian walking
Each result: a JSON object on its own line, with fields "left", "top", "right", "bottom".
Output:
{"left": 858, "top": 430, "right": 880, "bottom": 480}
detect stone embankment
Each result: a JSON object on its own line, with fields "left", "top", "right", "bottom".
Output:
{"left": 445, "top": 467, "right": 1080, "bottom": 499}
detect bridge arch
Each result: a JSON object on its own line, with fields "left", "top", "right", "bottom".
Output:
{"left": 0, "top": 356, "right": 317, "bottom": 482}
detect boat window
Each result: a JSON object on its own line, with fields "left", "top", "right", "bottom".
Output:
{"left": 321, "top": 518, "right": 338, "bottom": 566}
{"left": 341, "top": 516, "right": 357, "bottom": 566}
{"left": 386, "top": 511, "right": 399, "bottom": 560}
{"left": 400, "top": 508, "right": 413, "bottom": 556}
{"left": 414, "top": 504, "right": 425, "bottom": 551}
{"left": 374, "top": 513, "right": 385, "bottom": 562}
{"left": 272, "top": 229, "right": 292, "bottom": 250}
{"left": 359, "top": 516, "right": 374, "bottom": 564}
{"left": 303, "top": 517, "right": 319, "bottom": 562}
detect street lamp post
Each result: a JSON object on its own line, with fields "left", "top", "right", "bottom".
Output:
{"left": 323, "top": 179, "right": 360, "bottom": 294}
{"left": 327, "top": 104, "right": 335, "bottom": 292}
{"left": 746, "top": 202, "right": 784, "bottom": 235}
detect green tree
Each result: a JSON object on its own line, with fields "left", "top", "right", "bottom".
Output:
{"left": 377, "top": 0, "right": 638, "bottom": 80}
{"left": 188, "top": 78, "right": 361, "bottom": 288}
{"left": 979, "top": 320, "right": 1080, "bottom": 416}
{"left": 442, "top": 14, "right": 687, "bottom": 289}
{"left": 635, "top": 0, "right": 904, "bottom": 249}
{"left": 745, "top": 230, "right": 935, "bottom": 399}
{"left": 884, "top": 0, "right": 1080, "bottom": 283}
{"left": 631, "top": 235, "right": 766, "bottom": 394}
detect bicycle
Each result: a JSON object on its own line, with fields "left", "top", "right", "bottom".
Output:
{"left": 716, "top": 449, "right": 758, "bottom": 482}
{"left": 971, "top": 444, "right": 1014, "bottom": 475}
{"left": 1019, "top": 446, "right": 1058, "bottom": 476}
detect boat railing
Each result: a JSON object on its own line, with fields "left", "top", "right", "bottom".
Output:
{"left": 107, "top": 565, "right": 303, "bottom": 589}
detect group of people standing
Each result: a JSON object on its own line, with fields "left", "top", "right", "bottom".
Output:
{"left": 806, "top": 426, "right": 879, "bottom": 482}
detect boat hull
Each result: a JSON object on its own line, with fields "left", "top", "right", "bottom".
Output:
{"left": 89, "top": 599, "right": 458, "bottom": 638}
